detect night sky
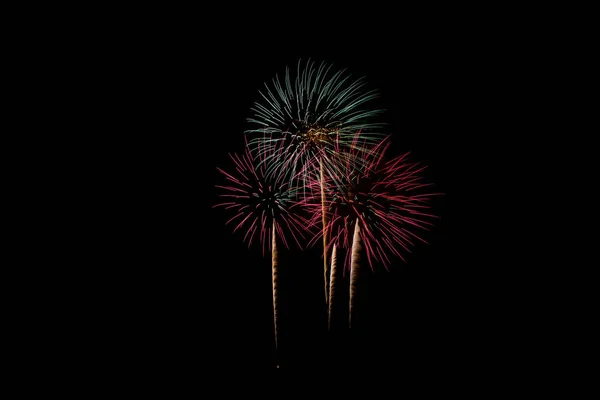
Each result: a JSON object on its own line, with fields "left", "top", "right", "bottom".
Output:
{"left": 92, "top": 23, "right": 523, "bottom": 385}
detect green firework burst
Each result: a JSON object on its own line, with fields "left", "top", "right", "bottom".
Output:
{"left": 245, "top": 58, "right": 386, "bottom": 186}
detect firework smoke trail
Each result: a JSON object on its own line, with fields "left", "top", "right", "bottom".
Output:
{"left": 349, "top": 221, "right": 362, "bottom": 329}
{"left": 245, "top": 59, "right": 386, "bottom": 312}
{"left": 214, "top": 135, "right": 317, "bottom": 367}
{"left": 328, "top": 244, "right": 338, "bottom": 331}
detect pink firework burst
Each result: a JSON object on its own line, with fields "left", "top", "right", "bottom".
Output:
{"left": 213, "top": 137, "right": 316, "bottom": 256}
{"left": 301, "top": 134, "right": 441, "bottom": 271}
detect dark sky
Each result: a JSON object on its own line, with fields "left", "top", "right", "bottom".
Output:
{"left": 92, "top": 22, "right": 525, "bottom": 384}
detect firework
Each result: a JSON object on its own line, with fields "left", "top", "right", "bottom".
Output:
{"left": 246, "top": 58, "right": 385, "bottom": 186}
{"left": 213, "top": 137, "right": 312, "bottom": 255}
{"left": 213, "top": 136, "right": 315, "bottom": 367}
{"left": 245, "top": 59, "right": 386, "bottom": 307}
{"left": 301, "top": 134, "right": 440, "bottom": 327}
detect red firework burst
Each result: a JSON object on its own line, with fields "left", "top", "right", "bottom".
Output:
{"left": 213, "top": 137, "right": 316, "bottom": 255}
{"left": 300, "top": 134, "right": 441, "bottom": 271}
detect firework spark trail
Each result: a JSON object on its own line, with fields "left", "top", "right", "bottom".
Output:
{"left": 349, "top": 220, "right": 362, "bottom": 329}
{"left": 271, "top": 221, "right": 280, "bottom": 368}
{"left": 320, "top": 159, "right": 329, "bottom": 308}
{"left": 328, "top": 244, "right": 338, "bottom": 331}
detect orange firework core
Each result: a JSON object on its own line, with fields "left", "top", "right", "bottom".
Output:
{"left": 300, "top": 127, "right": 333, "bottom": 145}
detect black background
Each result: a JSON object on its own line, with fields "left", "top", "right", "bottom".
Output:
{"left": 77, "top": 14, "right": 539, "bottom": 388}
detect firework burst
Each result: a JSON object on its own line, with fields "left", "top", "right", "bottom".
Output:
{"left": 303, "top": 134, "right": 439, "bottom": 270}
{"left": 300, "top": 134, "right": 440, "bottom": 327}
{"left": 246, "top": 58, "right": 385, "bottom": 185}
{"left": 213, "top": 137, "right": 313, "bottom": 255}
